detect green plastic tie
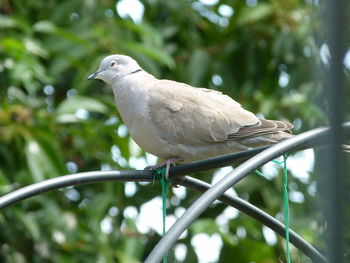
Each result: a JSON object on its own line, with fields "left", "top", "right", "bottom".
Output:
{"left": 282, "top": 154, "right": 291, "bottom": 263}
{"left": 272, "top": 159, "right": 284, "bottom": 164}
{"left": 255, "top": 155, "right": 291, "bottom": 263}
{"left": 254, "top": 169, "right": 265, "bottom": 177}
{"left": 155, "top": 167, "right": 170, "bottom": 263}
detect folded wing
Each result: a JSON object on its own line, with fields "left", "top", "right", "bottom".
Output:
{"left": 147, "top": 80, "right": 283, "bottom": 146}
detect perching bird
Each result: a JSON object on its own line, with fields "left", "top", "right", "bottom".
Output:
{"left": 88, "top": 54, "right": 293, "bottom": 175}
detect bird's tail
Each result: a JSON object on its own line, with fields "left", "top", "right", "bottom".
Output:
{"left": 233, "top": 119, "right": 293, "bottom": 149}
{"left": 234, "top": 120, "right": 350, "bottom": 153}
{"left": 229, "top": 119, "right": 293, "bottom": 141}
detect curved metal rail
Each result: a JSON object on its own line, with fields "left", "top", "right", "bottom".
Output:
{"left": 179, "top": 176, "right": 327, "bottom": 262}
{"left": 0, "top": 170, "right": 325, "bottom": 261}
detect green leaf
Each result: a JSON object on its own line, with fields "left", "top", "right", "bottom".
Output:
{"left": 15, "top": 210, "right": 41, "bottom": 241}
{"left": 116, "top": 251, "right": 141, "bottom": 263}
{"left": 0, "top": 15, "right": 18, "bottom": 28}
{"left": 56, "top": 95, "right": 108, "bottom": 121}
{"left": 33, "top": 20, "right": 57, "bottom": 33}
{"left": 7, "top": 86, "right": 28, "bottom": 103}
{"left": 33, "top": 20, "right": 88, "bottom": 46}
{"left": 118, "top": 218, "right": 144, "bottom": 263}
{"left": 237, "top": 3, "right": 273, "bottom": 25}
{"left": 24, "top": 38, "right": 49, "bottom": 58}
{"left": 25, "top": 139, "right": 64, "bottom": 181}
{"left": 187, "top": 49, "right": 210, "bottom": 86}
{"left": 0, "top": 169, "right": 12, "bottom": 194}
{"left": 121, "top": 20, "right": 163, "bottom": 47}
{"left": 121, "top": 42, "right": 175, "bottom": 69}
{"left": 190, "top": 218, "right": 219, "bottom": 235}
{"left": 1, "top": 37, "right": 25, "bottom": 54}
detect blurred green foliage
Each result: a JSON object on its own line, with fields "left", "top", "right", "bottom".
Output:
{"left": 0, "top": 0, "right": 349, "bottom": 262}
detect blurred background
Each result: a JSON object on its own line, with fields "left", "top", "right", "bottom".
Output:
{"left": 0, "top": 0, "right": 349, "bottom": 262}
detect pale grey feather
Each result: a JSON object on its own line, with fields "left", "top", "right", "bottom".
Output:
{"left": 89, "top": 54, "right": 293, "bottom": 162}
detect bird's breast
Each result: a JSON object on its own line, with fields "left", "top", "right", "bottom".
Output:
{"left": 113, "top": 86, "right": 173, "bottom": 159}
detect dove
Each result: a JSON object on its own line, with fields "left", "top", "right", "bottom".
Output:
{"left": 88, "top": 54, "right": 293, "bottom": 175}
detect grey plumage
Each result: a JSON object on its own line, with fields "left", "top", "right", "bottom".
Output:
{"left": 88, "top": 54, "right": 293, "bottom": 163}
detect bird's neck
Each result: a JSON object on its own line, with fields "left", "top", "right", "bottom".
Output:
{"left": 111, "top": 71, "right": 154, "bottom": 106}
{"left": 112, "top": 71, "right": 154, "bottom": 91}
{"left": 110, "top": 68, "right": 143, "bottom": 84}
{"left": 111, "top": 71, "right": 154, "bottom": 129}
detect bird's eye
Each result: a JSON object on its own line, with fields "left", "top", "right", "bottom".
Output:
{"left": 110, "top": 61, "right": 116, "bottom": 67}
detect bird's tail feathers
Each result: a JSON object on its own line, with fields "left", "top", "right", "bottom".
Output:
{"left": 229, "top": 119, "right": 293, "bottom": 141}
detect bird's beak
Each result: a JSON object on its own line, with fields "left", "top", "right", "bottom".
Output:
{"left": 88, "top": 70, "right": 104, "bottom": 80}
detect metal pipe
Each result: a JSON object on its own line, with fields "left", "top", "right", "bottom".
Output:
{"left": 0, "top": 172, "right": 327, "bottom": 262}
{"left": 0, "top": 170, "right": 152, "bottom": 210}
{"left": 323, "top": 0, "right": 347, "bottom": 262}
{"left": 0, "top": 172, "right": 327, "bottom": 261}
{"left": 179, "top": 176, "right": 327, "bottom": 262}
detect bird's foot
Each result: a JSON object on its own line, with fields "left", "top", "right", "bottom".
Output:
{"left": 145, "top": 157, "right": 183, "bottom": 179}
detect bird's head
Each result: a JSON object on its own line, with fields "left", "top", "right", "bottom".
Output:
{"left": 88, "top": 54, "right": 142, "bottom": 86}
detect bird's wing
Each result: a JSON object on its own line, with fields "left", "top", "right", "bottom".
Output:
{"left": 146, "top": 79, "right": 259, "bottom": 146}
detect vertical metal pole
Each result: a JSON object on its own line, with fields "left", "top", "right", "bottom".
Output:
{"left": 323, "top": 0, "right": 347, "bottom": 262}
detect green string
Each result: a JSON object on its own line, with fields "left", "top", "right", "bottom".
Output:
{"left": 153, "top": 156, "right": 291, "bottom": 263}
{"left": 254, "top": 169, "right": 265, "bottom": 177}
{"left": 255, "top": 155, "right": 291, "bottom": 263}
{"left": 282, "top": 154, "right": 291, "bottom": 263}
{"left": 154, "top": 167, "right": 170, "bottom": 263}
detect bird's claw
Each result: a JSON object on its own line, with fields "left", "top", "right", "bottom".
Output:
{"left": 144, "top": 157, "right": 183, "bottom": 179}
